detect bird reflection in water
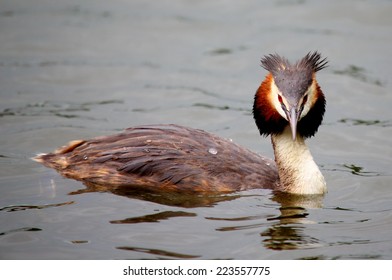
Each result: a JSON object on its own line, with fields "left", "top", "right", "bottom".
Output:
{"left": 68, "top": 181, "right": 325, "bottom": 251}
{"left": 261, "top": 192, "right": 324, "bottom": 250}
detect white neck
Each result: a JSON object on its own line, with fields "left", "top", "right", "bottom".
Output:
{"left": 271, "top": 127, "right": 326, "bottom": 195}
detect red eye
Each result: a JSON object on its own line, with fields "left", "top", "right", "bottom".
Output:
{"left": 278, "top": 95, "right": 283, "bottom": 104}
{"left": 302, "top": 95, "right": 308, "bottom": 105}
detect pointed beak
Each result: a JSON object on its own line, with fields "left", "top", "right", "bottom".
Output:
{"left": 287, "top": 107, "right": 299, "bottom": 141}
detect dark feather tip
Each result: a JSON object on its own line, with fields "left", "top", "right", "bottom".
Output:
{"left": 261, "top": 51, "right": 328, "bottom": 74}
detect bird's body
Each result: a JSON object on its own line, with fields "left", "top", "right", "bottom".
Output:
{"left": 37, "top": 124, "right": 279, "bottom": 193}
{"left": 34, "top": 52, "right": 328, "bottom": 195}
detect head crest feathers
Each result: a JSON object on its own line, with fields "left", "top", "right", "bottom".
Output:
{"left": 261, "top": 51, "right": 328, "bottom": 75}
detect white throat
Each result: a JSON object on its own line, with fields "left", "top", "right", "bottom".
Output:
{"left": 271, "top": 127, "right": 326, "bottom": 195}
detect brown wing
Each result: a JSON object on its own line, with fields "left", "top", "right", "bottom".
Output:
{"left": 34, "top": 124, "right": 279, "bottom": 193}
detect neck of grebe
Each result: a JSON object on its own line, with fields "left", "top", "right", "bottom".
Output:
{"left": 271, "top": 126, "right": 326, "bottom": 195}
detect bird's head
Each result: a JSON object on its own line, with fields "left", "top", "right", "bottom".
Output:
{"left": 253, "top": 51, "right": 328, "bottom": 140}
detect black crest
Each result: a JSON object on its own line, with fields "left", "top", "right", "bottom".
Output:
{"left": 261, "top": 51, "right": 328, "bottom": 75}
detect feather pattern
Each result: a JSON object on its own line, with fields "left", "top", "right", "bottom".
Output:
{"left": 35, "top": 124, "right": 279, "bottom": 193}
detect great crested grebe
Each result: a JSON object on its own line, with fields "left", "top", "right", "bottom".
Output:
{"left": 34, "top": 51, "right": 328, "bottom": 195}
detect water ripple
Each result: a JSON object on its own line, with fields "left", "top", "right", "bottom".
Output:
{"left": 116, "top": 246, "right": 200, "bottom": 259}
{"left": 0, "top": 201, "right": 74, "bottom": 212}
{"left": 110, "top": 211, "right": 196, "bottom": 224}
{"left": 0, "top": 227, "right": 42, "bottom": 236}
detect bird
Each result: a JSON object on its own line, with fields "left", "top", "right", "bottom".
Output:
{"left": 34, "top": 51, "right": 328, "bottom": 195}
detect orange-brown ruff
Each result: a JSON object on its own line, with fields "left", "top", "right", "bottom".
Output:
{"left": 34, "top": 52, "right": 328, "bottom": 194}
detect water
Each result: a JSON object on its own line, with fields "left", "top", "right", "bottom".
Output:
{"left": 1, "top": 0, "right": 392, "bottom": 259}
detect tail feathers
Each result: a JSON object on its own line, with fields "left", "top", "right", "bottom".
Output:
{"left": 54, "top": 140, "right": 85, "bottom": 154}
{"left": 32, "top": 153, "right": 67, "bottom": 169}
{"left": 32, "top": 139, "right": 84, "bottom": 169}
{"left": 32, "top": 153, "right": 47, "bottom": 163}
